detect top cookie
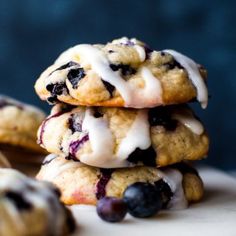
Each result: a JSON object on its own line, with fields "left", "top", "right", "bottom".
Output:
{"left": 35, "top": 37, "right": 208, "bottom": 109}
{"left": 0, "top": 95, "right": 46, "bottom": 153}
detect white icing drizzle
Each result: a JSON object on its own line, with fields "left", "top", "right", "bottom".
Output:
{"left": 56, "top": 44, "right": 163, "bottom": 108}
{"left": 163, "top": 49, "right": 208, "bottom": 109}
{"left": 80, "top": 108, "right": 116, "bottom": 167}
{"left": 134, "top": 44, "right": 146, "bottom": 62}
{"left": 79, "top": 108, "right": 151, "bottom": 168}
{"left": 41, "top": 155, "right": 81, "bottom": 181}
{"left": 117, "top": 110, "right": 151, "bottom": 159}
{"left": 140, "top": 67, "right": 163, "bottom": 105}
{"left": 172, "top": 107, "right": 204, "bottom": 135}
{"left": 159, "top": 168, "right": 188, "bottom": 210}
{"left": 0, "top": 169, "right": 67, "bottom": 235}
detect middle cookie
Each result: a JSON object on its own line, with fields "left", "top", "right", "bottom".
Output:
{"left": 38, "top": 104, "right": 209, "bottom": 168}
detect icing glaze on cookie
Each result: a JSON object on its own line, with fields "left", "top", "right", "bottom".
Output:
{"left": 56, "top": 44, "right": 163, "bottom": 108}
{"left": 163, "top": 50, "right": 208, "bottom": 109}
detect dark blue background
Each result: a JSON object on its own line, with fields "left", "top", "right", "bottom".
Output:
{"left": 0, "top": 0, "right": 235, "bottom": 169}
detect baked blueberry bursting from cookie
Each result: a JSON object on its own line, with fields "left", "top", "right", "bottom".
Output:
{"left": 101, "top": 80, "right": 115, "bottom": 97}
{"left": 154, "top": 179, "right": 173, "bottom": 208}
{"left": 163, "top": 58, "right": 184, "bottom": 70}
{"left": 148, "top": 107, "right": 178, "bottom": 131}
{"left": 54, "top": 61, "right": 78, "bottom": 72}
{"left": 109, "top": 63, "right": 136, "bottom": 76}
{"left": 127, "top": 146, "right": 156, "bottom": 167}
{"left": 5, "top": 191, "right": 32, "bottom": 211}
{"left": 46, "top": 82, "right": 68, "bottom": 104}
{"left": 67, "top": 68, "right": 86, "bottom": 89}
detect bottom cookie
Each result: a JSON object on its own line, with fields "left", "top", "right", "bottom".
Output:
{"left": 37, "top": 155, "right": 204, "bottom": 208}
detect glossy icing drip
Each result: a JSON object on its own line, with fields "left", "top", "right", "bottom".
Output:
{"left": 163, "top": 49, "right": 208, "bottom": 109}
{"left": 172, "top": 107, "right": 204, "bottom": 135}
{"left": 117, "top": 110, "right": 151, "bottom": 160}
{"left": 80, "top": 108, "right": 152, "bottom": 168}
{"left": 80, "top": 108, "right": 116, "bottom": 167}
{"left": 159, "top": 168, "right": 188, "bottom": 210}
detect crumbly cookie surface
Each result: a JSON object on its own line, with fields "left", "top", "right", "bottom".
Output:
{"left": 0, "top": 95, "right": 46, "bottom": 153}
{"left": 35, "top": 37, "right": 208, "bottom": 108}
{"left": 0, "top": 168, "right": 76, "bottom": 236}
{"left": 38, "top": 104, "right": 209, "bottom": 168}
{"left": 37, "top": 155, "right": 204, "bottom": 206}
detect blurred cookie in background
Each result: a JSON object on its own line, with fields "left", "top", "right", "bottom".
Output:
{"left": 0, "top": 168, "right": 76, "bottom": 236}
{"left": 0, "top": 95, "right": 47, "bottom": 175}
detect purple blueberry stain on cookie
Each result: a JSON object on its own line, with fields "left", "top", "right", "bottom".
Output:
{"left": 69, "top": 134, "right": 89, "bottom": 157}
{"left": 109, "top": 64, "right": 136, "bottom": 76}
{"left": 5, "top": 191, "right": 32, "bottom": 211}
{"left": 95, "top": 169, "right": 113, "bottom": 200}
{"left": 127, "top": 146, "right": 157, "bottom": 167}
{"left": 39, "top": 106, "right": 74, "bottom": 145}
{"left": 67, "top": 68, "right": 86, "bottom": 89}
{"left": 148, "top": 107, "right": 178, "bottom": 131}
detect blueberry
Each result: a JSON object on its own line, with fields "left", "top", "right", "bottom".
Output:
{"left": 127, "top": 146, "right": 156, "bottom": 167}
{"left": 96, "top": 197, "right": 127, "bottom": 223}
{"left": 101, "top": 80, "right": 115, "bottom": 97}
{"left": 123, "top": 182, "right": 162, "bottom": 218}
{"left": 109, "top": 64, "right": 136, "bottom": 76}
{"left": 148, "top": 107, "right": 177, "bottom": 131}
{"left": 5, "top": 191, "right": 32, "bottom": 211}
{"left": 154, "top": 179, "right": 173, "bottom": 208}
{"left": 93, "top": 108, "right": 103, "bottom": 118}
{"left": 67, "top": 68, "right": 86, "bottom": 89}
{"left": 54, "top": 61, "right": 78, "bottom": 71}
{"left": 49, "top": 61, "right": 78, "bottom": 75}
{"left": 164, "top": 59, "right": 184, "bottom": 70}
{"left": 46, "top": 82, "right": 66, "bottom": 95}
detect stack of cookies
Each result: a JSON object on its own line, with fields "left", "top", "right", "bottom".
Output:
{"left": 35, "top": 37, "right": 209, "bottom": 218}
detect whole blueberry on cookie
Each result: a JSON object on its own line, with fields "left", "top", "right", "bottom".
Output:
{"left": 123, "top": 182, "right": 162, "bottom": 218}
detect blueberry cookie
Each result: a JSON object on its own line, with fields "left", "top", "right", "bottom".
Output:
{"left": 0, "top": 95, "right": 46, "bottom": 153}
{"left": 0, "top": 168, "right": 76, "bottom": 236}
{"left": 35, "top": 37, "right": 208, "bottom": 109}
{"left": 38, "top": 104, "right": 209, "bottom": 168}
{"left": 37, "top": 155, "right": 204, "bottom": 207}
{"left": 0, "top": 151, "right": 11, "bottom": 168}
